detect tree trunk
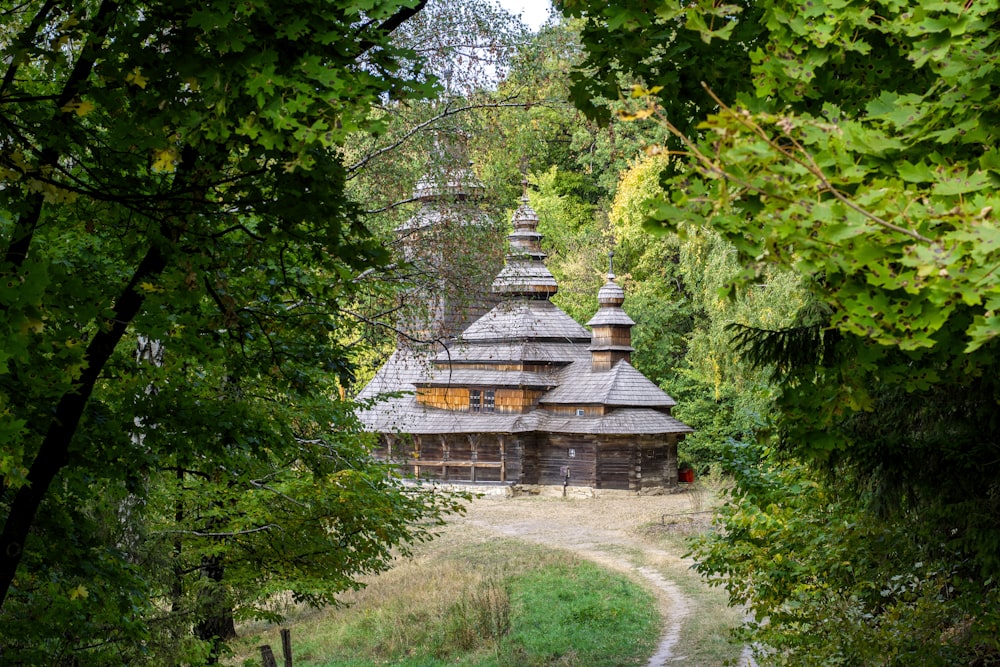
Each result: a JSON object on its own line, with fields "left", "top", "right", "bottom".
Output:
{"left": 193, "top": 555, "right": 237, "bottom": 664}
{"left": 0, "top": 244, "right": 167, "bottom": 608}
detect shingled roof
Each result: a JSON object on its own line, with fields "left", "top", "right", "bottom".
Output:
{"left": 460, "top": 300, "right": 590, "bottom": 343}
{"left": 539, "top": 361, "right": 677, "bottom": 408}
{"left": 355, "top": 181, "right": 692, "bottom": 440}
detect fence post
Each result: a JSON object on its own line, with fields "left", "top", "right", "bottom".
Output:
{"left": 281, "top": 628, "right": 293, "bottom": 667}
{"left": 259, "top": 645, "right": 278, "bottom": 667}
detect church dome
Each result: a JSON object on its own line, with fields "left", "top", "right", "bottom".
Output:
{"left": 491, "top": 182, "right": 558, "bottom": 299}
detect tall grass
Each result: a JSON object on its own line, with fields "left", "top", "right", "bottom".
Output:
{"left": 442, "top": 571, "right": 511, "bottom": 657}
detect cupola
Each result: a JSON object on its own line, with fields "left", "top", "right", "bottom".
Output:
{"left": 587, "top": 253, "right": 635, "bottom": 371}
{"left": 491, "top": 180, "right": 559, "bottom": 299}
{"left": 391, "top": 134, "right": 500, "bottom": 345}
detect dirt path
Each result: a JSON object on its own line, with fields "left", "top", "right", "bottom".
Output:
{"left": 451, "top": 489, "right": 753, "bottom": 666}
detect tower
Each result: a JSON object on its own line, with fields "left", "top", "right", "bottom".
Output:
{"left": 586, "top": 253, "right": 635, "bottom": 371}
{"left": 394, "top": 137, "right": 502, "bottom": 346}
{"left": 491, "top": 180, "right": 559, "bottom": 300}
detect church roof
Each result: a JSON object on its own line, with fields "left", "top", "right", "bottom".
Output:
{"left": 416, "top": 367, "right": 559, "bottom": 390}
{"left": 539, "top": 360, "right": 676, "bottom": 408}
{"left": 355, "top": 180, "right": 692, "bottom": 440}
{"left": 356, "top": 347, "right": 688, "bottom": 436}
{"left": 460, "top": 300, "right": 590, "bottom": 343}
{"left": 355, "top": 347, "right": 427, "bottom": 404}
{"left": 431, "top": 341, "right": 585, "bottom": 365}
{"left": 357, "top": 354, "right": 691, "bottom": 436}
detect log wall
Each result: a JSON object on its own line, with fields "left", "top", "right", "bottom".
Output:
{"left": 517, "top": 433, "right": 538, "bottom": 484}
{"left": 538, "top": 434, "right": 597, "bottom": 486}
{"left": 590, "top": 350, "right": 632, "bottom": 371}
{"left": 597, "top": 437, "right": 634, "bottom": 490}
{"left": 372, "top": 431, "right": 681, "bottom": 489}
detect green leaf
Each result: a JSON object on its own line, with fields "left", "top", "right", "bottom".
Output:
{"left": 931, "top": 169, "right": 991, "bottom": 195}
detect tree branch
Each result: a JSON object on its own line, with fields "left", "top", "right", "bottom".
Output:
{"left": 346, "top": 98, "right": 529, "bottom": 177}
{"left": 0, "top": 144, "right": 203, "bottom": 609}
{"left": 0, "top": 239, "right": 169, "bottom": 606}
{"left": 363, "top": 196, "right": 421, "bottom": 215}
{"left": 3, "top": 0, "right": 121, "bottom": 270}
{"left": 698, "top": 83, "right": 933, "bottom": 244}
{"left": 154, "top": 525, "right": 280, "bottom": 538}
{"left": 0, "top": 0, "right": 59, "bottom": 99}
{"left": 355, "top": 0, "right": 428, "bottom": 56}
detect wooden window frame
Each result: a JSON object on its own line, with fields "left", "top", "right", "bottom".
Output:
{"left": 469, "top": 388, "right": 495, "bottom": 413}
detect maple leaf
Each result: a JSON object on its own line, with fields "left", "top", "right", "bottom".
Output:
{"left": 126, "top": 67, "right": 148, "bottom": 89}
{"left": 60, "top": 99, "right": 95, "bottom": 116}
{"left": 151, "top": 147, "right": 179, "bottom": 173}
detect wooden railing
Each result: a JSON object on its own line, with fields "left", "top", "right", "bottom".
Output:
{"left": 405, "top": 459, "right": 505, "bottom": 482}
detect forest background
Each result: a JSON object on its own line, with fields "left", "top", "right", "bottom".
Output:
{"left": 1, "top": 0, "right": 998, "bottom": 664}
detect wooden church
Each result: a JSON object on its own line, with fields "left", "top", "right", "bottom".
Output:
{"left": 357, "top": 165, "right": 692, "bottom": 492}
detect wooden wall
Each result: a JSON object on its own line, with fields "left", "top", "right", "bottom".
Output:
{"left": 417, "top": 387, "right": 469, "bottom": 410}
{"left": 634, "top": 436, "right": 668, "bottom": 489}
{"left": 590, "top": 349, "right": 631, "bottom": 371}
{"left": 590, "top": 326, "right": 632, "bottom": 348}
{"left": 597, "top": 437, "right": 634, "bottom": 490}
{"left": 537, "top": 434, "right": 597, "bottom": 486}
{"left": 373, "top": 431, "right": 681, "bottom": 490}
{"left": 384, "top": 433, "right": 516, "bottom": 483}
{"left": 545, "top": 405, "right": 605, "bottom": 416}
{"left": 517, "top": 433, "right": 538, "bottom": 484}
{"left": 441, "top": 362, "right": 554, "bottom": 373}
{"left": 416, "top": 387, "right": 545, "bottom": 413}
{"left": 496, "top": 389, "right": 545, "bottom": 413}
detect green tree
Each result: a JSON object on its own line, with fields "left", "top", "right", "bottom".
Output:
{"left": 0, "top": 0, "right": 468, "bottom": 661}
{"left": 610, "top": 154, "right": 804, "bottom": 468}
{"left": 560, "top": 0, "right": 1000, "bottom": 661}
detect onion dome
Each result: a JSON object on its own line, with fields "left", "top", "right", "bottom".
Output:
{"left": 491, "top": 183, "right": 558, "bottom": 299}
{"left": 588, "top": 272, "right": 635, "bottom": 327}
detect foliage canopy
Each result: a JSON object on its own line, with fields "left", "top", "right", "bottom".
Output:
{"left": 558, "top": 0, "right": 1000, "bottom": 661}
{"left": 0, "top": 0, "right": 472, "bottom": 662}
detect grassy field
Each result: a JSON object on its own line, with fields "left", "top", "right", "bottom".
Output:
{"left": 228, "top": 539, "right": 658, "bottom": 667}
{"left": 226, "top": 490, "right": 746, "bottom": 667}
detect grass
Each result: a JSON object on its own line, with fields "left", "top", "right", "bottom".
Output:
{"left": 633, "top": 496, "right": 748, "bottom": 666}
{"left": 227, "top": 538, "right": 659, "bottom": 667}
{"left": 503, "top": 561, "right": 658, "bottom": 666}
{"left": 227, "top": 487, "right": 747, "bottom": 667}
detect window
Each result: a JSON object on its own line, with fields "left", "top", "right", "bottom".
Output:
{"left": 469, "top": 389, "right": 495, "bottom": 413}
{"left": 576, "top": 408, "right": 586, "bottom": 416}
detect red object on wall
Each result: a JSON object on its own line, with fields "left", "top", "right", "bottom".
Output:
{"left": 678, "top": 468, "right": 695, "bottom": 483}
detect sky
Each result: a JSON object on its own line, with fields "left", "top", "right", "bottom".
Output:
{"left": 496, "top": 0, "right": 554, "bottom": 32}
